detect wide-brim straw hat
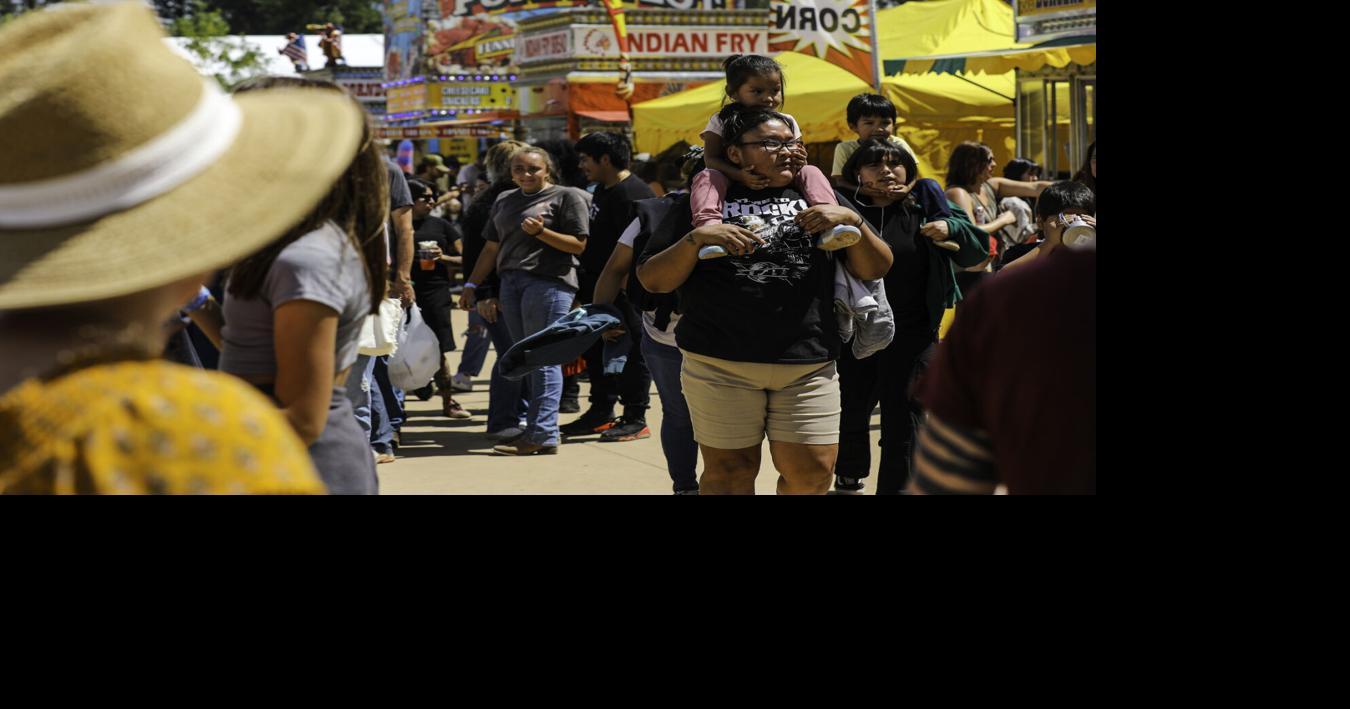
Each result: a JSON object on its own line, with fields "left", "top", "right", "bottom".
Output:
{"left": 0, "top": 2, "right": 366, "bottom": 310}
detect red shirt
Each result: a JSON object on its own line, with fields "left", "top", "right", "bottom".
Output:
{"left": 918, "top": 249, "right": 1096, "bottom": 494}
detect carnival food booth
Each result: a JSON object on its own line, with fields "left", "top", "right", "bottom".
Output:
{"left": 881, "top": 0, "right": 1096, "bottom": 179}
{"left": 382, "top": 0, "right": 526, "bottom": 167}
{"left": 512, "top": 1, "right": 768, "bottom": 143}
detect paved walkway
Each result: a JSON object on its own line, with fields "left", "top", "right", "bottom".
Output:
{"left": 377, "top": 309, "right": 884, "bottom": 495}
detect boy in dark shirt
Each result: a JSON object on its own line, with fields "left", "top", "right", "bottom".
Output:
{"left": 562, "top": 131, "right": 656, "bottom": 442}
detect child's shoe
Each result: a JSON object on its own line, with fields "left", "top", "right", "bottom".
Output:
{"left": 816, "top": 224, "right": 861, "bottom": 251}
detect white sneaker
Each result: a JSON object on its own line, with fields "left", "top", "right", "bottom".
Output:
{"left": 450, "top": 372, "right": 474, "bottom": 392}
{"left": 817, "top": 224, "right": 862, "bottom": 251}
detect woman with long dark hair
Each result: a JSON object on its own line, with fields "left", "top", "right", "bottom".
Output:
{"left": 832, "top": 139, "right": 989, "bottom": 494}
{"left": 945, "top": 142, "right": 1054, "bottom": 294}
{"left": 1073, "top": 141, "right": 1096, "bottom": 195}
{"left": 214, "top": 76, "right": 389, "bottom": 494}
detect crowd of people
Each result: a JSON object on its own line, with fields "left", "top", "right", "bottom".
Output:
{"left": 0, "top": 3, "right": 1095, "bottom": 494}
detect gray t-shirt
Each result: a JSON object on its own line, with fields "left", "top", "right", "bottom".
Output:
{"left": 219, "top": 221, "right": 370, "bottom": 377}
{"left": 484, "top": 184, "right": 590, "bottom": 290}
{"left": 385, "top": 158, "right": 413, "bottom": 266}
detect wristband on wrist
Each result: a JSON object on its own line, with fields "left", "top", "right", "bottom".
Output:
{"left": 464, "top": 282, "right": 478, "bottom": 289}
{"left": 182, "top": 285, "right": 211, "bottom": 313}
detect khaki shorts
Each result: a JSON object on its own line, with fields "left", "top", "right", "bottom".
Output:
{"left": 679, "top": 350, "right": 841, "bottom": 450}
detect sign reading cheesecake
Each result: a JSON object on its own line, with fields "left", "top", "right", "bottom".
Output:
{"left": 517, "top": 25, "right": 767, "bottom": 63}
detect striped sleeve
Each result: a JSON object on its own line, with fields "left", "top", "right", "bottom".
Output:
{"left": 909, "top": 413, "right": 999, "bottom": 495}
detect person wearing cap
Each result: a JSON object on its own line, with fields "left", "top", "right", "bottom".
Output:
{"left": 416, "top": 154, "right": 461, "bottom": 218}
{"left": 0, "top": 3, "right": 369, "bottom": 494}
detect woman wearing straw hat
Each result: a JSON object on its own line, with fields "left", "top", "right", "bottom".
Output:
{"left": 0, "top": 3, "right": 368, "bottom": 494}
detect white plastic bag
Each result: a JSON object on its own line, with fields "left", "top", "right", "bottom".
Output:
{"left": 358, "top": 297, "right": 403, "bottom": 357}
{"left": 387, "top": 304, "right": 440, "bottom": 391}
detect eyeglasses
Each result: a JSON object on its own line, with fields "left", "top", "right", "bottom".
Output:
{"left": 415, "top": 195, "right": 435, "bottom": 203}
{"left": 737, "top": 138, "right": 804, "bottom": 153}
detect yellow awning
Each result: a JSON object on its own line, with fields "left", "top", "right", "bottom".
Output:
{"left": 874, "top": 0, "right": 1093, "bottom": 76}
{"left": 632, "top": 52, "right": 872, "bottom": 156}
{"left": 876, "top": 0, "right": 1026, "bottom": 58}
{"left": 887, "top": 43, "right": 1095, "bottom": 76}
{"left": 630, "top": 0, "right": 1038, "bottom": 181}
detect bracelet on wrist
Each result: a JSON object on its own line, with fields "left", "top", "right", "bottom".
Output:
{"left": 182, "top": 286, "right": 211, "bottom": 313}
{"left": 463, "top": 282, "right": 478, "bottom": 290}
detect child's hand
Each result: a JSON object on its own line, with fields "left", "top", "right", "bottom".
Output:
{"left": 920, "top": 220, "right": 951, "bottom": 242}
{"left": 522, "top": 216, "right": 545, "bottom": 236}
{"left": 860, "top": 183, "right": 893, "bottom": 200}
{"left": 796, "top": 205, "right": 862, "bottom": 234}
{"left": 889, "top": 178, "right": 918, "bottom": 199}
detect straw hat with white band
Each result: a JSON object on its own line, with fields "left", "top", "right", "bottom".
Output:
{"left": 0, "top": 2, "right": 366, "bottom": 310}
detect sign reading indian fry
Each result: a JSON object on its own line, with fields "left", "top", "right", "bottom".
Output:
{"left": 769, "top": 0, "right": 876, "bottom": 86}
{"left": 517, "top": 25, "right": 768, "bottom": 63}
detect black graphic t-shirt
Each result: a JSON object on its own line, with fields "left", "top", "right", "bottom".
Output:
{"left": 411, "top": 215, "right": 461, "bottom": 290}
{"left": 648, "top": 183, "right": 839, "bottom": 364}
{"left": 581, "top": 174, "right": 657, "bottom": 285}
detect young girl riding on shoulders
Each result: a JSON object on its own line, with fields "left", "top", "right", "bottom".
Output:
{"left": 693, "top": 54, "right": 859, "bottom": 258}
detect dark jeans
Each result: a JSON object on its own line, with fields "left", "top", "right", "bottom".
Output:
{"left": 955, "top": 270, "right": 989, "bottom": 299}
{"left": 835, "top": 328, "right": 936, "bottom": 494}
{"left": 640, "top": 329, "right": 698, "bottom": 493}
{"left": 415, "top": 284, "right": 457, "bottom": 353}
{"left": 582, "top": 296, "right": 651, "bottom": 419}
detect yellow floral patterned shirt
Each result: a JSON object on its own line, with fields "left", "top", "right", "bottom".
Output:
{"left": 0, "top": 360, "right": 325, "bottom": 494}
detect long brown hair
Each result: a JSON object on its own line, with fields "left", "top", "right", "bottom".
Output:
{"left": 227, "top": 76, "right": 389, "bottom": 313}
{"left": 946, "top": 141, "right": 994, "bottom": 190}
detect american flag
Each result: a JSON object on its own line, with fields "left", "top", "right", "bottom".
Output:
{"left": 280, "top": 34, "right": 307, "bottom": 64}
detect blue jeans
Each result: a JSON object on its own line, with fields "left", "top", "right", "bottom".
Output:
{"left": 481, "top": 310, "right": 528, "bottom": 434}
{"left": 641, "top": 330, "right": 699, "bottom": 492}
{"left": 372, "top": 355, "right": 405, "bottom": 435}
{"left": 345, "top": 354, "right": 397, "bottom": 454}
{"left": 498, "top": 270, "right": 575, "bottom": 446}
{"left": 458, "top": 310, "right": 491, "bottom": 377}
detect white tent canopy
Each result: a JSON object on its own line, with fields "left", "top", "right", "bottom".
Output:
{"left": 164, "top": 34, "right": 384, "bottom": 79}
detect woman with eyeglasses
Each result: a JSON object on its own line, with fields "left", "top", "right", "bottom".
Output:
{"left": 458, "top": 147, "right": 591, "bottom": 456}
{"left": 945, "top": 142, "right": 1055, "bottom": 294}
{"left": 636, "top": 110, "right": 893, "bottom": 495}
{"left": 407, "top": 178, "right": 471, "bottom": 420}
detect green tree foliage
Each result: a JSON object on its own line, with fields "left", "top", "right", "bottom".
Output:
{"left": 205, "top": 1, "right": 383, "bottom": 35}
{"left": 169, "top": 1, "right": 268, "bottom": 90}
